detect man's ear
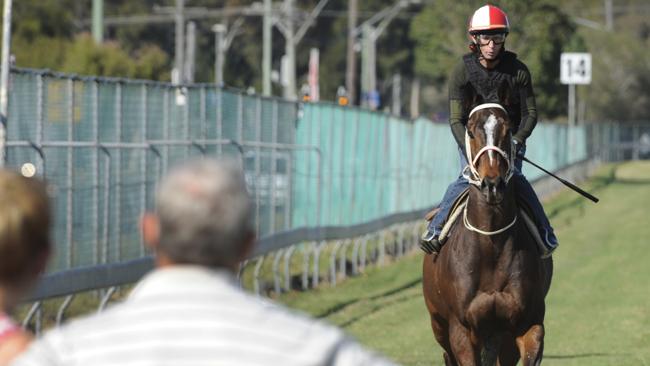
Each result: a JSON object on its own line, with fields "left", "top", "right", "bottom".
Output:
{"left": 141, "top": 213, "right": 161, "bottom": 251}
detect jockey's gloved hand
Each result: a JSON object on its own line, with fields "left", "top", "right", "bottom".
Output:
{"left": 512, "top": 138, "right": 525, "bottom": 158}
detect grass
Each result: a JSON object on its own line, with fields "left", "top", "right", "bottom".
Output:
{"left": 275, "top": 161, "right": 650, "bottom": 365}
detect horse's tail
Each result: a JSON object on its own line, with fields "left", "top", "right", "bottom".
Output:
{"left": 480, "top": 332, "right": 504, "bottom": 366}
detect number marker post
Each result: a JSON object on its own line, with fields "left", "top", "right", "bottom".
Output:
{"left": 560, "top": 53, "right": 591, "bottom": 159}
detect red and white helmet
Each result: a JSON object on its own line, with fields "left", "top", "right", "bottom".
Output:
{"left": 468, "top": 5, "right": 510, "bottom": 35}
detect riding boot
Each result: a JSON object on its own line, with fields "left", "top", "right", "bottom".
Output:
{"left": 539, "top": 227, "right": 558, "bottom": 258}
{"left": 419, "top": 230, "right": 443, "bottom": 254}
{"left": 420, "top": 147, "right": 470, "bottom": 255}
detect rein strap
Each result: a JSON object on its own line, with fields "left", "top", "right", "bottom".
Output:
{"left": 463, "top": 204, "right": 518, "bottom": 236}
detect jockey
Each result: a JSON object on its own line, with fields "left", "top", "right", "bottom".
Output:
{"left": 419, "top": 4, "right": 558, "bottom": 257}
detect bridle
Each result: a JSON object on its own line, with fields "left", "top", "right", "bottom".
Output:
{"left": 462, "top": 103, "right": 517, "bottom": 236}
{"left": 462, "top": 103, "right": 516, "bottom": 187}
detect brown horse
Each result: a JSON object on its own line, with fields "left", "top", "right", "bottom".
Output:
{"left": 422, "top": 101, "right": 553, "bottom": 366}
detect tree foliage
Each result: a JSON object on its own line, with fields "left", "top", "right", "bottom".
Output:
{"left": 7, "top": 0, "right": 169, "bottom": 80}
{"left": 1, "top": 0, "right": 648, "bottom": 121}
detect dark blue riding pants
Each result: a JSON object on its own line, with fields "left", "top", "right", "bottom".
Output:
{"left": 427, "top": 147, "right": 558, "bottom": 247}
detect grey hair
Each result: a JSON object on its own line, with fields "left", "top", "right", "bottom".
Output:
{"left": 155, "top": 158, "right": 254, "bottom": 268}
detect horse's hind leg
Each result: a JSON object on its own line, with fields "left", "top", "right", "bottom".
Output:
{"left": 515, "top": 324, "right": 544, "bottom": 366}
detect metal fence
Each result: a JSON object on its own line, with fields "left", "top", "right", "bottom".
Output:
{"left": 10, "top": 67, "right": 648, "bottom": 331}
{"left": 7, "top": 68, "right": 298, "bottom": 272}
{"left": 6, "top": 67, "right": 627, "bottom": 277}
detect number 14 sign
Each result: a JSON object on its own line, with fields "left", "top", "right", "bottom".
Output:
{"left": 560, "top": 53, "right": 592, "bottom": 85}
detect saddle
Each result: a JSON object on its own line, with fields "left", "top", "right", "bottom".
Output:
{"left": 425, "top": 188, "right": 548, "bottom": 256}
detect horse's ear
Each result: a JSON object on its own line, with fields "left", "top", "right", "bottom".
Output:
{"left": 497, "top": 81, "right": 512, "bottom": 106}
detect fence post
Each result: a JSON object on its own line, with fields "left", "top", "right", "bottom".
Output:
{"left": 312, "top": 241, "right": 324, "bottom": 288}
{"left": 93, "top": 80, "right": 100, "bottom": 265}
{"left": 302, "top": 242, "right": 313, "bottom": 290}
{"left": 255, "top": 97, "right": 262, "bottom": 235}
{"left": 271, "top": 99, "right": 278, "bottom": 233}
{"left": 140, "top": 84, "right": 148, "bottom": 256}
{"left": 283, "top": 246, "right": 295, "bottom": 292}
{"left": 66, "top": 78, "right": 74, "bottom": 268}
{"left": 272, "top": 249, "right": 284, "bottom": 295}
{"left": 330, "top": 240, "right": 342, "bottom": 286}
{"left": 115, "top": 82, "right": 122, "bottom": 262}
{"left": 253, "top": 256, "right": 265, "bottom": 296}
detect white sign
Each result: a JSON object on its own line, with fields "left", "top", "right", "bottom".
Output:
{"left": 560, "top": 53, "right": 592, "bottom": 85}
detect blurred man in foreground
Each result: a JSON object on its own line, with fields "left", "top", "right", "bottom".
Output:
{"left": 14, "top": 158, "right": 397, "bottom": 366}
{"left": 0, "top": 170, "right": 51, "bottom": 365}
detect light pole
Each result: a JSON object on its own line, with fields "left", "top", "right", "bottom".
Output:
{"left": 185, "top": 21, "right": 196, "bottom": 83}
{"left": 173, "top": 0, "right": 185, "bottom": 84}
{"left": 275, "top": 0, "right": 331, "bottom": 100}
{"left": 212, "top": 19, "right": 244, "bottom": 87}
{"left": 0, "top": 0, "right": 13, "bottom": 166}
{"left": 346, "top": 0, "right": 358, "bottom": 105}
{"left": 92, "top": 0, "right": 103, "bottom": 44}
{"left": 262, "top": 0, "right": 272, "bottom": 96}
{"left": 357, "top": 0, "right": 415, "bottom": 109}
{"left": 212, "top": 24, "right": 226, "bottom": 87}
{"left": 283, "top": 0, "right": 296, "bottom": 100}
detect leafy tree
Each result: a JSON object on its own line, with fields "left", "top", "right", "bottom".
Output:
{"left": 5, "top": 0, "right": 169, "bottom": 80}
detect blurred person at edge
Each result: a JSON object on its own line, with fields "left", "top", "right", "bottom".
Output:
{"left": 0, "top": 170, "right": 51, "bottom": 365}
{"left": 14, "top": 158, "right": 398, "bottom": 366}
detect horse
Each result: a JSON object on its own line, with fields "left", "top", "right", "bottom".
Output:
{"left": 422, "top": 98, "right": 553, "bottom": 366}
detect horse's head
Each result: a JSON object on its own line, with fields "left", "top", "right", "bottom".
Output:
{"left": 464, "top": 102, "right": 515, "bottom": 204}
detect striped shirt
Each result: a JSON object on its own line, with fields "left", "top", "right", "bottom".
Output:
{"left": 12, "top": 266, "right": 398, "bottom": 366}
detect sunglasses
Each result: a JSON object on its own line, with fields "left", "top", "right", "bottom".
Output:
{"left": 477, "top": 33, "right": 506, "bottom": 46}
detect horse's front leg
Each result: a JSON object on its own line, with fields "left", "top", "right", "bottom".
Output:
{"left": 515, "top": 324, "right": 544, "bottom": 366}
{"left": 449, "top": 318, "right": 479, "bottom": 366}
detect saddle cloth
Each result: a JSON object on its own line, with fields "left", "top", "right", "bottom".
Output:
{"left": 426, "top": 188, "right": 548, "bottom": 256}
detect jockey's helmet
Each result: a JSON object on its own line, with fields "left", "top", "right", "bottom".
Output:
{"left": 468, "top": 5, "right": 510, "bottom": 35}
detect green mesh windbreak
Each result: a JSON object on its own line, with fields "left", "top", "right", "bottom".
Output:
{"left": 293, "top": 103, "right": 458, "bottom": 227}
{"left": 292, "top": 103, "right": 590, "bottom": 228}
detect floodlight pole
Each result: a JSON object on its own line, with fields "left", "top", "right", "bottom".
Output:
{"left": 174, "top": 0, "right": 185, "bottom": 84}
{"left": 262, "top": 0, "right": 272, "bottom": 96}
{"left": 0, "top": 0, "right": 13, "bottom": 167}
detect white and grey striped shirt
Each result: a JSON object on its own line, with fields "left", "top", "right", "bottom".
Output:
{"left": 13, "top": 266, "right": 398, "bottom": 366}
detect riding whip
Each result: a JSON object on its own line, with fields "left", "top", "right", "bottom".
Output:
{"left": 522, "top": 156, "right": 599, "bottom": 203}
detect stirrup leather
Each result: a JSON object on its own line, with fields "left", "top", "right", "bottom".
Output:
{"left": 520, "top": 209, "right": 555, "bottom": 258}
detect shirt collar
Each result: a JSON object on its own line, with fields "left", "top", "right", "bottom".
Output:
{"left": 128, "top": 265, "right": 238, "bottom": 301}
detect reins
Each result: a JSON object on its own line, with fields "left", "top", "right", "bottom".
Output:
{"left": 462, "top": 196, "right": 518, "bottom": 235}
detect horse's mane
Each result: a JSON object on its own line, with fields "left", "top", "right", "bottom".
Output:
{"left": 462, "top": 81, "right": 513, "bottom": 121}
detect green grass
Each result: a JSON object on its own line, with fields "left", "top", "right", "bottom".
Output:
{"left": 276, "top": 162, "right": 650, "bottom": 366}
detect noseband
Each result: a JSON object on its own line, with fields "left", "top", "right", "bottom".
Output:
{"left": 462, "top": 103, "right": 515, "bottom": 187}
